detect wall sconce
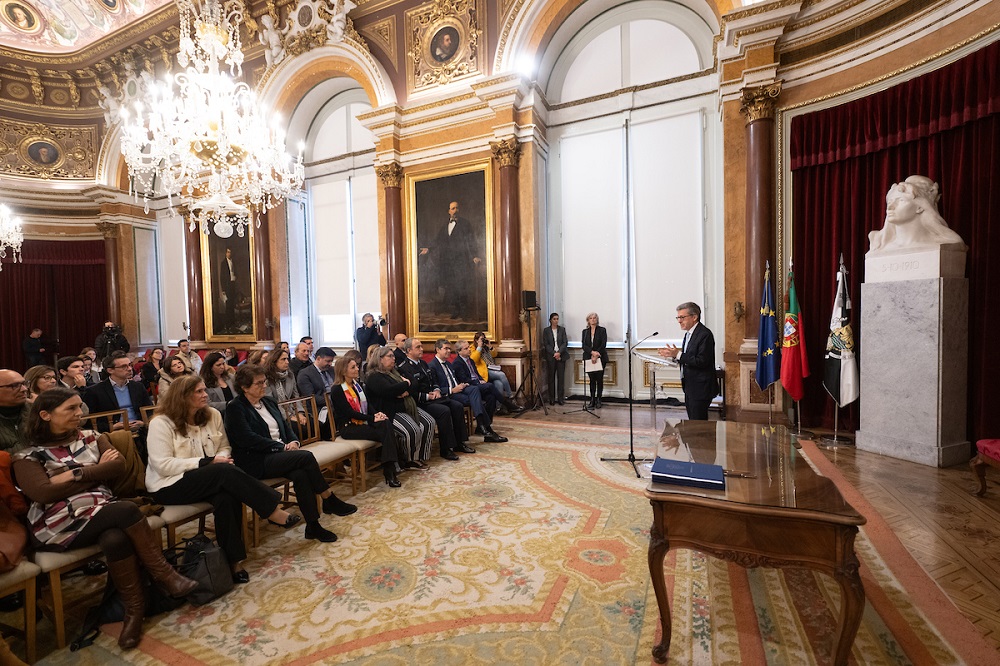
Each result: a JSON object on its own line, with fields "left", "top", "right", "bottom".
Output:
{"left": 733, "top": 301, "right": 745, "bottom": 322}
{"left": 181, "top": 321, "right": 189, "bottom": 332}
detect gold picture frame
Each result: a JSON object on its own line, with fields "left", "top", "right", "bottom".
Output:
{"left": 405, "top": 159, "right": 496, "bottom": 341}
{"left": 201, "top": 226, "right": 258, "bottom": 343}
{"left": 405, "top": 0, "right": 485, "bottom": 95}
{"left": 574, "top": 360, "right": 618, "bottom": 386}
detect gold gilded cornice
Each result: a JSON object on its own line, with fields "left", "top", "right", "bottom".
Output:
{"left": 740, "top": 82, "right": 782, "bottom": 123}
{"left": 376, "top": 161, "right": 404, "bottom": 188}
{"left": 490, "top": 138, "right": 521, "bottom": 168}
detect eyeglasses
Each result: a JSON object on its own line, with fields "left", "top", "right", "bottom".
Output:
{"left": 111, "top": 364, "right": 132, "bottom": 371}
{"left": 675, "top": 315, "right": 693, "bottom": 321}
{"left": 251, "top": 380, "right": 267, "bottom": 387}
{"left": 0, "top": 382, "right": 26, "bottom": 391}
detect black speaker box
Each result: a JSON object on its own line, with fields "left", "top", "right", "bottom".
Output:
{"left": 522, "top": 290, "right": 537, "bottom": 309}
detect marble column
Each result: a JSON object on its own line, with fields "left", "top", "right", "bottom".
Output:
{"left": 253, "top": 212, "right": 273, "bottom": 344}
{"left": 491, "top": 138, "right": 523, "bottom": 341}
{"left": 376, "top": 162, "right": 406, "bottom": 336}
{"left": 184, "top": 220, "right": 206, "bottom": 342}
{"left": 739, "top": 83, "right": 781, "bottom": 339}
{"left": 94, "top": 221, "right": 120, "bottom": 324}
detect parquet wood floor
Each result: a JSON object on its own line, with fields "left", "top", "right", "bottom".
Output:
{"left": 508, "top": 401, "right": 1000, "bottom": 653}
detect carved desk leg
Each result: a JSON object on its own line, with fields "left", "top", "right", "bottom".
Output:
{"left": 832, "top": 529, "right": 864, "bottom": 666}
{"left": 647, "top": 509, "right": 671, "bottom": 664}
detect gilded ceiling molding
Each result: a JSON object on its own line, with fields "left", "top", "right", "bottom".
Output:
{"left": 739, "top": 82, "right": 782, "bottom": 123}
{"left": 490, "top": 138, "right": 521, "bottom": 168}
{"left": 0, "top": 121, "right": 97, "bottom": 180}
{"left": 358, "top": 15, "right": 397, "bottom": 62}
{"left": 94, "top": 221, "right": 119, "bottom": 239}
{"left": 375, "top": 161, "right": 404, "bottom": 188}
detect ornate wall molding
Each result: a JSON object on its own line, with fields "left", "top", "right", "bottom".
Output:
{"left": 490, "top": 137, "right": 521, "bottom": 168}
{"left": 375, "top": 161, "right": 404, "bottom": 188}
{"left": 0, "top": 121, "right": 97, "bottom": 180}
{"left": 358, "top": 15, "right": 397, "bottom": 63}
{"left": 405, "top": 0, "right": 486, "bottom": 95}
{"left": 94, "top": 221, "right": 119, "bottom": 239}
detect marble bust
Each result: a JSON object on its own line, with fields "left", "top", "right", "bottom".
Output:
{"left": 867, "top": 176, "right": 966, "bottom": 256}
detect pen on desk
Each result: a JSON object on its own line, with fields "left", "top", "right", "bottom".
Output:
{"left": 723, "top": 470, "right": 756, "bottom": 479}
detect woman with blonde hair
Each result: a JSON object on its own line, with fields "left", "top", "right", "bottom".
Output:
{"left": 582, "top": 312, "right": 608, "bottom": 409}
{"left": 365, "top": 345, "right": 435, "bottom": 466}
{"left": 23, "top": 365, "right": 57, "bottom": 402}
{"left": 146, "top": 375, "right": 297, "bottom": 583}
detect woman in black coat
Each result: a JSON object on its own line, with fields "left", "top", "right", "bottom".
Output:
{"left": 581, "top": 312, "right": 608, "bottom": 408}
{"left": 363, "top": 346, "right": 436, "bottom": 466}
{"left": 224, "top": 365, "right": 355, "bottom": 543}
{"left": 328, "top": 356, "right": 401, "bottom": 487}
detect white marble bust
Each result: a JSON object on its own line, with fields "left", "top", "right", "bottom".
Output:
{"left": 867, "top": 176, "right": 966, "bottom": 256}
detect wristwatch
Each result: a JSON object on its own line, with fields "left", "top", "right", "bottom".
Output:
{"left": 71, "top": 468, "right": 83, "bottom": 481}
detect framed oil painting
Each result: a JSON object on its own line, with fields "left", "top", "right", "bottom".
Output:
{"left": 405, "top": 160, "right": 495, "bottom": 340}
{"left": 201, "top": 225, "right": 257, "bottom": 342}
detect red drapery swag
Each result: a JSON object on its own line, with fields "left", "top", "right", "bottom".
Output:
{"left": 1, "top": 240, "right": 107, "bottom": 372}
{"left": 789, "top": 39, "right": 1000, "bottom": 440}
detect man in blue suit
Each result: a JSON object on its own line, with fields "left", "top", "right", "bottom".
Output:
{"left": 428, "top": 339, "right": 507, "bottom": 443}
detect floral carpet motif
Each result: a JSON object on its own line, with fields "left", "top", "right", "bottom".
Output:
{"left": 36, "top": 419, "right": 985, "bottom": 665}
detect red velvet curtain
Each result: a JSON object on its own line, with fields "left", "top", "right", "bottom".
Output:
{"left": 790, "top": 40, "right": 1000, "bottom": 440}
{"left": 0, "top": 240, "right": 106, "bottom": 372}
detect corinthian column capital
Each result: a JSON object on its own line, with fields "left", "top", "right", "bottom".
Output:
{"left": 94, "top": 221, "right": 118, "bottom": 239}
{"left": 375, "top": 162, "right": 403, "bottom": 188}
{"left": 739, "top": 82, "right": 782, "bottom": 124}
{"left": 490, "top": 138, "right": 522, "bottom": 168}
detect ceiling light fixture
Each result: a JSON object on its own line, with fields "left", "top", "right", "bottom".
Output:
{"left": 118, "top": 0, "right": 303, "bottom": 238}
{"left": 0, "top": 204, "right": 24, "bottom": 272}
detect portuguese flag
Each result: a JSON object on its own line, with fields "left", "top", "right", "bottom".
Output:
{"left": 780, "top": 269, "right": 809, "bottom": 401}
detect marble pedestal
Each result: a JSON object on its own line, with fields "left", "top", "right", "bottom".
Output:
{"left": 855, "top": 277, "right": 969, "bottom": 467}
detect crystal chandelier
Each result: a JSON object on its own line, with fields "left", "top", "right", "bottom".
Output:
{"left": 0, "top": 204, "right": 24, "bottom": 272}
{"left": 119, "top": 0, "right": 303, "bottom": 238}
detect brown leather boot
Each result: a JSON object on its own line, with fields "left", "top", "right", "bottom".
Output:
{"left": 124, "top": 520, "right": 198, "bottom": 598}
{"left": 106, "top": 556, "right": 145, "bottom": 650}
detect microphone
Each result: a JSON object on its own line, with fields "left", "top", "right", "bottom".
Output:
{"left": 629, "top": 331, "right": 659, "bottom": 353}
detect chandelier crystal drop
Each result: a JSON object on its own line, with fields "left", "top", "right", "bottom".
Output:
{"left": 0, "top": 204, "right": 24, "bottom": 272}
{"left": 118, "top": 0, "right": 304, "bottom": 237}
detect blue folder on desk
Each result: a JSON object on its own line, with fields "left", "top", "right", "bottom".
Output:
{"left": 650, "top": 458, "right": 726, "bottom": 490}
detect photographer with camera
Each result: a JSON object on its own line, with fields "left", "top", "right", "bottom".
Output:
{"left": 355, "top": 313, "right": 387, "bottom": 353}
{"left": 94, "top": 321, "right": 130, "bottom": 362}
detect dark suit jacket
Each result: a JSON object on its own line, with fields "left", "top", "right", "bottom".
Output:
{"left": 296, "top": 363, "right": 331, "bottom": 401}
{"left": 452, "top": 355, "right": 487, "bottom": 387}
{"left": 328, "top": 384, "right": 377, "bottom": 432}
{"left": 84, "top": 379, "right": 152, "bottom": 429}
{"left": 219, "top": 257, "right": 238, "bottom": 295}
{"left": 288, "top": 357, "right": 312, "bottom": 378}
{"left": 224, "top": 395, "right": 293, "bottom": 478}
{"left": 541, "top": 325, "right": 568, "bottom": 360}
{"left": 427, "top": 356, "right": 462, "bottom": 397}
{"left": 582, "top": 325, "right": 608, "bottom": 366}
{"left": 677, "top": 323, "right": 718, "bottom": 402}
{"left": 364, "top": 372, "right": 411, "bottom": 419}
{"left": 396, "top": 357, "right": 441, "bottom": 402}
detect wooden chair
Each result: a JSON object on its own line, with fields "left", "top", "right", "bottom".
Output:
{"left": 971, "top": 439, "right": 1000, "bottom": 496}
{"left": 0, "top": 560, "right": 40, "bottom": 663}
{"left": 139, "top": 404, "right": 156, "bottom": 425}
{"left": 81, "top": 408, "right": 129, "bottom": 434}
{"left": 322, "top": 393, "right": 380, "bottom": 493}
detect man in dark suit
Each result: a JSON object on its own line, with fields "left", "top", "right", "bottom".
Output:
{"left": 296, "top": 346, "right": 336, "bottom": 439}
{"left": 219, "top": 248, "right": 239, "bottom": 332}
{"left": 540, "top": 313, "right": 568, "bottom": 405}
{"left": 84, "top": 351, "right": 151, "bottom": 435}
{"left": 418, "top": 201, "right": 484, "bottom": 319}
{"left": 451, "top": 340, "right": 508, "bottom": 442}
{"left": 659, "top": 302, "right": 718, "bottom": 420}
{"left": 397, "top": 337, "right": 473, "bottom": 459}
{"left": 428, "top": 339, "right": 506, "bottom": 443}
{"left": 289, "top": 342, "right": 313, "bottom": 377}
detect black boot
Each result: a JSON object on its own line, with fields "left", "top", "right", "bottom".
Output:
{"left": 124, "top": 520, "right": 198, "bottom": 598}
{"left": 107, "top": 556, "right": 145, "bottom": 650}
{"left": 304, "top": 522, "right": 338, "bottom": 542}
{"left": 383, "top": 463, "right": 401, "bottom": 487}
{"left": 322, "top": 494, "right": 358, "bottom": 516}
{"left": 503, "top": 397, "right": 524, "bottom": 413}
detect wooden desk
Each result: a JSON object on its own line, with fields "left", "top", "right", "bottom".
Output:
{"left": 645, "top": 421, "right": 866, "bottom": 665}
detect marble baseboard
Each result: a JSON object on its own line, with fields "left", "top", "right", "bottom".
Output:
{"left": 856, "top": 429, "right": 972, "bottom": 468}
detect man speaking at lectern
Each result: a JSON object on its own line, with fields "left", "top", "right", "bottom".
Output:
{"left": 659, "top": 302, "right": 717, "bottom": 420}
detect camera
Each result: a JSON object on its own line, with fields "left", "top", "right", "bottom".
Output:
{"left": 105, "top": 324, "right": 120, "bottom": 334}
{"left": 378, "top": 317, "right": 388, "bottom": 327}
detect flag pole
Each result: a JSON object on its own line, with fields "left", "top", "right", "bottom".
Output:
{"left": 793, "top": 400, "right": 814, "bottom": 440}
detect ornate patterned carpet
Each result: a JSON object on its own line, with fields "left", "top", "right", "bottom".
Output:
{"left": 36, "top": 420, "right": 993, "bottom": 665}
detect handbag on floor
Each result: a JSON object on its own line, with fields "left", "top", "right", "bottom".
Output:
{"left": 171, "top": 533, "right": 234, "bottom": 605}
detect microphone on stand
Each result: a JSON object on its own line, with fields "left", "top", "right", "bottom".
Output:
{"left": 629, "top": 331, "right": 659, "bottom": 353}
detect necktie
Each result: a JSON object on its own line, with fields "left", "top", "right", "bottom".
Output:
{"left": 320, "top": 369, "right": 332, "bottom": 392}
{"left": 443, "top": 362, "right": 457, "bottom": 389}
{"left": 465, "top": 358, "right": 478, "bottom": 383}
{"left": 680, "top": 332, "right": 689, "bottom": 379}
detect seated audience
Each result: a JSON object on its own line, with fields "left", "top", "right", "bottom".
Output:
{"left": 140, "top": 347, "right": 165, "bottom": 395}
{"left": 13, "top": 388, "right": 197, "bottom": 649}
{"left": 83, "top": 352, "right": 150, "bottom": 433}
{"left": 430, "top": 340, "right": 506, "bottom": 443}
{"left": 355, "top": 313, "right": 387, "bottom": 353}
{"left": 245, "top": 349, "right": 269, "bottom": 368}
{"left": 23, "top": 365, "right": 57, "bottom": 403}
{"left": 225, "top": 365, "right": 354, "bottom": 542}
{"left": 262, "top": 348, "right": 307, "bottom": 428}
{"left": 328, "top": 356, "right": 402, "bottom": 487}
{"left": 365, "top": 345, "right": 435, "bottom": 465}
{"left": 278, "top": 341, "right": 290, "bottom": 354}
{"left": 80, "top": 356, "right": 99, "bottom": 387}
{"left": 200, "top": 352, "right": 236, "bottom": 414}
{"left": 146, "top": 375, "right": 297, "bottom": 584}
{"left": 296, "top": 347, "right": 336, "bottom": 439}
{"left": 80, "top": 347, "right": 101, "bottom": 377}
{"left": 391, "top": 333, "right": 408, "bottom": 365}
{"left": 397, "top": 338, "right": 473, "bottom": 460}
{"left": 223, "top": 347, "right": 240, "bottom": 368}
{"left": 289, "top": 343, "right": 312, "bottom": 377}
{"left": 158, "top": 354, "right": 190, "bottom": 399}
{"left": 174, "top": 339, "right": 202, "bottom": 374}
{"left": 0, "top": 370, "right": 29, "bottom": 454}
{"left": 471, "top": 332, "right": 522, "bottom": 414}
{"left": 56, "top": 356, "right": 90, "bottom": 415}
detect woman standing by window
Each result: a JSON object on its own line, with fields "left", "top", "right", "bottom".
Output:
{"left": 582, "top": 312, "right": 608, "bottom": 409}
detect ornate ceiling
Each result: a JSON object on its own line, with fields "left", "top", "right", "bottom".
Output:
{"left": 0, "top": 0, "right": 172, "bottom": 54}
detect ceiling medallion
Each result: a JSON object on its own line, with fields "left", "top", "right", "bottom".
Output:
{"left": 117, "top": 0, "right": 304, "bottom": 238}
